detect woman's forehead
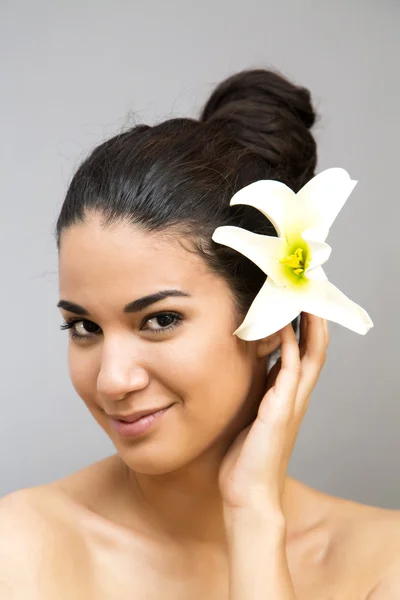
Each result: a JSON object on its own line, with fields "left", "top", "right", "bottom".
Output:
{"left": 60, "top": 220, "right": 198, "bottom": 266}
{"left": 58, "top": 220, "right": 223, "bottom": 301}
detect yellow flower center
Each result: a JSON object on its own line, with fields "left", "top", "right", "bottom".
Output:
{"left": 280, "top": 248, "right": 305, "bottom": 275}
{"left": 278, "top": 239, "right": 311, "bottom": 287}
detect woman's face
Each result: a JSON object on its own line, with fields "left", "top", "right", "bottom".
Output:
{"left": 58, "top": 215, "right": 273, "bottom": 474}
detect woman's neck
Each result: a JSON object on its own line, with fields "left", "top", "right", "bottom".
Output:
{"left": 106, "top": 453, "right": 326, "bottom": 552}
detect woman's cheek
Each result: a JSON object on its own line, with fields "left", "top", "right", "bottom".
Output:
{"left": 68, "top": 347, "right": 96, "bottom": 405}
{"left": 190, "top": 337, "right": 253, "bottom": 414}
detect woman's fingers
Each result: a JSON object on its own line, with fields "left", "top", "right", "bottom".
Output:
{"left": 323, "top": 318, "right": 329, "bottom": 342}
{"left": 265, "top": 357, "right": 281, "bottom": 393}
{"left": 259, "top": 323, "right": 300, "bottom": 424}
{"left": 262, "top": 314, "right": 329, "bottom": 423}
{"left": 295, "top": 314, "right": 328, "bottom": 413}
{"left": 300, "top": 314, "right": 328, "bottom": 366}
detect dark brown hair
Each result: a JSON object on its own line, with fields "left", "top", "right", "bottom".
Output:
{"left": 55, "top": 69, "right": 318, "bottom": 328}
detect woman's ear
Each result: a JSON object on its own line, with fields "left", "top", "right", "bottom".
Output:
{"left": 254, "top": 331, "right": 281, "bottom": 359}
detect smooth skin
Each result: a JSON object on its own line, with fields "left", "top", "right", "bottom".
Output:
{"left": 0, "top": 215, "right": 399, "bottom": 599}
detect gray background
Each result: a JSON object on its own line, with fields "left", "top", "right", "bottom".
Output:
{"left": 1, "top": 0, "right": 399, "bottom": 507}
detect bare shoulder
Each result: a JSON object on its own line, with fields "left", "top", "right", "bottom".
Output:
{"left": 328, "top": 496, "right": 400, "bottom": 598}
{"left": 286, "top": 481, "right": 400, "bottom": 598}
{"left": 0, "top": 488, "right": 53, "bottom": 598}
{"left": 0, "top": 487, "right": 93, "bottom": 599}
{"left": 339, "top": 498, "right": 400, "bottom": 551}
{"left": 357, "top": 504, "right": 400, "bottom": 599}
{"left": 0, "top": 484, "right": 83, "bottom": 533}
{"left": 0, "top": 487, "right": 54, "bottom": 553}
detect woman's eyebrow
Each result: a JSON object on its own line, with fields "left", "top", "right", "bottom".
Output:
{"left": 124, "top": 290, "right": 191, "bottom": 312}
{"left": 57, "top": 289, "right": 191, "bottom": 316}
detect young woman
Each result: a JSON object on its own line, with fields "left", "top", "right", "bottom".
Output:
{"left": 1, "top": 69, "right": 399, "bottom": 599}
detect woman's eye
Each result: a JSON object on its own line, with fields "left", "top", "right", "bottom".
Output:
{"left": 60, "top": 312, "right": 182, "bottom": 341}
{"left": 143, "top": 312, "right": 182, "bottom": 333}
{"left": 60, "top": 319, "right": 100, "bottom": 340}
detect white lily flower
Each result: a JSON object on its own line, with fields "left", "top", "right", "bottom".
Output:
{"left": 212, "top": 168, "right": 373, "bottom": 341}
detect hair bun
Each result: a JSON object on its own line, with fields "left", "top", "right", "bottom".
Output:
{"left": 199, "top": 69, "right": 318, "bottom": 190}
{"left": 200, "top": 69, "right": 316, "bottom": 130}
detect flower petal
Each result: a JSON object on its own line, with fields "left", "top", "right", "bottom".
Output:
{"left": 291, "top": 168, "right": 358, "bottom": 233}
{"left": 302, "top": 227, "right": 330, "bottom": 243}
{"left": 212, "top": 226, "right": 288, "bottom": 285}
{"left": 234, "top": 278, "right": 300, "bottom": 341}
{"left": 298, "top": 280, "right": 373, "bottom": 335}
{"left": 229, "top": 180, "right": 295, "bottom": 237}
{"left": 304, "top": 239, "right": 332, "bottom": 273}
{"left": 306, "top": 266, "right": 328, "bottom": 281}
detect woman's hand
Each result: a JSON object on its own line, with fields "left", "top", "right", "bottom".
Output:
{"left": 218, "top": 312, "right": 329, "bottom": 516}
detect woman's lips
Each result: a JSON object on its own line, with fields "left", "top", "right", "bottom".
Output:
{"left": 110, "top": 405, "right": 172, "bottom": 438}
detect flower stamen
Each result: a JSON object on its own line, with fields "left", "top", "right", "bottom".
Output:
{"left": 280, "top": 248, "right": 305, "bottom": 274}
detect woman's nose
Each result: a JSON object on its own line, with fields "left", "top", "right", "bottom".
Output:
{"left": 96, "top": 342, "right": 150, "bottom": 401}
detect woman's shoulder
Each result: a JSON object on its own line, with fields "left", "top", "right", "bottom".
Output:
{"left": 324, "top": 493, "right": 400, "bottom": 596}
{"left": 0, "top": 458, "right": 123, "bottom": 563}
{"left": 285, "top": 481, "right": 400, "bottom": 597}
{"left": 0, "top": 485, "right": 62, "bottom": 546}
{"left": 0, "top": 482, "right": 89, "bottom": 537}
{"left": 0, "top": 476, "right": 101, "bottom": 599}
{"left": 0, "top": 458, "right": 116, "bottom": 544}
{"left": 330, "top": 491, "right": 400, "bottom": 546}
{"left": 0, "top": 487, "right": 61, "bottom": 598}
{"left": 0, "top": 485, "right": 98, "bottom": 599}
{"left": 2, "top": 469, "right": 400, "bottom": 599}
